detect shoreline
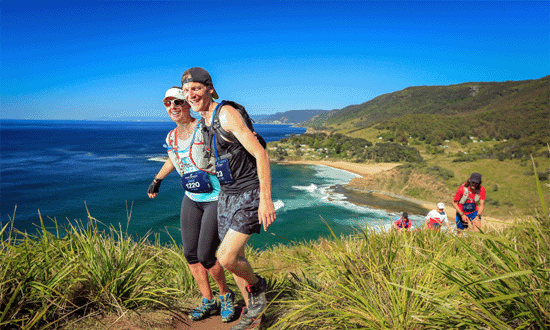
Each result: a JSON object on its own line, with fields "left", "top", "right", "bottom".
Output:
{"left": 273, "top": 159, "right": 507, "bottom": 228}
{"left": 275, "top": 160, "right": 402, "bottom": 177}
{"left": 273, "top": 159, "right": 434, "bottom": 213}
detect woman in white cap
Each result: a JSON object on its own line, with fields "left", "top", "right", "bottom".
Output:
{"left": 452, "top": 172, "right": 486, "bottom": 233}
{"left": 424, "top": 202, "right": 450, "bottom": 230}
{"left": 147, "top": 86, "right": 235, "bottom": 323}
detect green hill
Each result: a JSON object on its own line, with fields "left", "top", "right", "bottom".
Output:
{"left": 305, "top": 76, "right": 549, "bottom": 149}
{"left": 269, "top": 76, "right": 549, "bottom": 219}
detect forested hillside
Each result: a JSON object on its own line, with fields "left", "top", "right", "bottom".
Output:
{"left": 305, "top": 76, "right": 549, "bottom": 151}
{"left": 269, "top": 133, "right": 423, "bottom": 163}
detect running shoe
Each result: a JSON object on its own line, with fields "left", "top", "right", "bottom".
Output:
{"left": 230, "top": 307, "right": 262, "bottom": 330}
{"left": 220, "top": 289, "right": 236, "bottom": 322}
{"left": 245, "top": 274, "right": 267, "bottom": 318}
{"left": 188, "top": 297, "right": 219, "bottom": 321}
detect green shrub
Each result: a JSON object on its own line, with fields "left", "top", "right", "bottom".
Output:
{"left": 452, "top": 154, "right": 478, "bottom": 162}
{"left": 486, "top": 197, "right": 500, "bottom": 206}
{"left": 426, "top": 165, "right": 455, "bottom": 180}
{"left": 537, "top": 171, "right": 549, "bottom": 181}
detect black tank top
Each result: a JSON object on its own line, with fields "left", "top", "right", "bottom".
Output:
{"left": 204, "top": 122, "right": 259, "bottom": 195}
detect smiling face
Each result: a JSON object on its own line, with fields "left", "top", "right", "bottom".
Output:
{"left": 163, "top": 97, "right": 191, "bottom": 124}
{"left": 182, "top": 81, "right": 214, "bottom": 118}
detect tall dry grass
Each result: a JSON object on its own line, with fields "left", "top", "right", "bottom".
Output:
{"left": 1, "top": 157, "right": 548, "bottom": 329}
{"left": 0, "top": 209, "right": 196, "bottom": 329}
{"left": 268, "top": 157, "right": 549, "bottom": 329}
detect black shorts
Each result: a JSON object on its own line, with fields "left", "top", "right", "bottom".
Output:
{"left": 217, "top": 188, "right": 261, "bottom": 240}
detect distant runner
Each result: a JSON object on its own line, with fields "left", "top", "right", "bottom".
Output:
{"left": 393, "top": 212, "right": 412, "bottom": 232}
{"left": 452, "top": 172, "right": 486, "bottom": 233}
{"left": 424, "top": 202, "right": 450, "bottom": 230}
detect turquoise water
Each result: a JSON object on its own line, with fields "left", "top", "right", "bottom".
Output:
{"left": 1, "top": 120, "right": 425, "bottom": 250}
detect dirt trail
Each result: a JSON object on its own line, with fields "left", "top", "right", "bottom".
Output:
{"left": 91, "top": 307, "right": 249, "bottom": 330}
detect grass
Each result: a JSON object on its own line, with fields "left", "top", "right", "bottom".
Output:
{"left": 2, "top": 162, "right": 549, "bottom": 329}
{"left": 270, "top": 217, "right": 549, "bottom": 329}
{"left": 0, "top": 209, "right": 196, "bottom": 329}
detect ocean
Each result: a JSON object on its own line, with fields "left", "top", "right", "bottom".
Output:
{"left": 0, "top": 120, "right": 425, "bottom": 249}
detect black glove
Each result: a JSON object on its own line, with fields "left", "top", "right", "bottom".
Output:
{"left": 147, "top": 177, "right": 162, "bottom": 195}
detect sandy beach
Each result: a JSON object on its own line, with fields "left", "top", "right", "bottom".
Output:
{"left": 274, "top": 160, "right": 434, "bottom": 213}
{"left": 278, "top": 160, "right": 402, "bottom": 177}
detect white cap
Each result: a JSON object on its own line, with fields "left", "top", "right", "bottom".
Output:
{"left": 437, "top": 202, "right": 445, "bottom": 209}
{"left": 163, "top": 87, "right": 186, "bottom": 101}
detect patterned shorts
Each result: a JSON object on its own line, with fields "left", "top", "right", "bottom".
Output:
{"left": 217, "top": 188, "right": 261, "bottom": 240}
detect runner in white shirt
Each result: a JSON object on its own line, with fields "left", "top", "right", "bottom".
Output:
{"left": 425, "top": 202, "right": 450, "bottom": 230}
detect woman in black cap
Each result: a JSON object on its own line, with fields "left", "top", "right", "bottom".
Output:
{"left": 452, "top": 172, "right": 486, "bottom": 233}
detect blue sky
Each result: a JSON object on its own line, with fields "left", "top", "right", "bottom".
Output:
{"left": 2, "top": 1, "right": 548, "bottom": 120}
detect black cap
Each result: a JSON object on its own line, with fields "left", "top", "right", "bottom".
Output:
{"left": 181, "top": 67, "right": 219, "bottom": 99}
{"left": 403, "top": 212, "right": 408, "bottom": 218}
{"left": 469, "top": 172, "right": 482, "bottom": 184}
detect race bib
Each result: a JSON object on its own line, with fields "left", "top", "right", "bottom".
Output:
{"left": 181, "top": 171, "right": 213, "bottom": 193}
{"left": 463, "top": 202, "right": 477, "bottom": 213}
{"left": 215, "top": 159, "right": 235, "bottom": 185}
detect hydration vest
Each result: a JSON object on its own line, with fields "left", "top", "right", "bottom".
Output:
{"left": 166, "top": 124, "right": 215, "bottom": 175}
{"left": 397, "top": 218, "right": 410, "bottom": 228}
{"left": 458, "top": 184, "right": 481, "bottom": 205}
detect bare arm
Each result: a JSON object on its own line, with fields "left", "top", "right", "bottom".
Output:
{"left": 443, "top": 214, "right": 451, "bottom": 230}
{"left": 392, "top": 221, "right": 400, "bottom": 231}
{"left": 476, "top": 199, "right": 485, "bottom": 218}
{"left": 148, "top": 159, "right": 175, "bottom": 199}
{"left": 452, "top": 200, "right": 461, "bottom": 214}
{"left": 452, "top": 199, "right": 468, "bottom": 224}
{"left": 219, "top": 105, "right": 275, "bottom": 231}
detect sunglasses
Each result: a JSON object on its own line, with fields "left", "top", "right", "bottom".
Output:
{"left": 163, "top": 99, "right": 186, "bottom": 107}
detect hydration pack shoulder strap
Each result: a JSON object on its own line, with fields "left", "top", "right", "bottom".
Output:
{"left": 459, "top": 185, "right": 481, "bottom": 204}
{"left": 164, "top": 128, "right": 178, "bottom": 152}
{"left": 213, "top": 101, "right": 240, "bottom": 143}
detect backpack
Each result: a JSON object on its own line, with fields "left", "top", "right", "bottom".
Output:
{"left": 211, "top": 100, "right": 266, "bottom": 148}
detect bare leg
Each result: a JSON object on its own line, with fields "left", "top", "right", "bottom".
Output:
{"left": 208, "top": 260, "right": 231, "bottom": 296}
{"left": 217, "top": 229, "right": 258, "bottom": 307}
{"left": 232, "top": 246, "right": 251, "bottom": 307}
{"left": 188, "top": 263, "right": 213, "bottom": 300}
{"left": 471, "top": 218, "right": 481, "bottom": 232}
